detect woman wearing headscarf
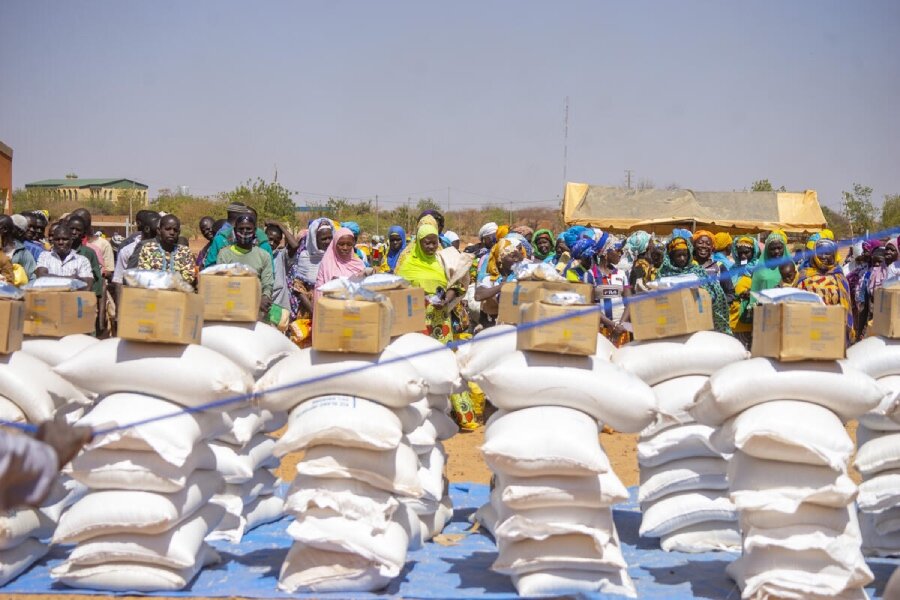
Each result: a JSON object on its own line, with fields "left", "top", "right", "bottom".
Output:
{"left": 380, "top": 225, "right": 406, "bottom": 273}
{"left": 475, "top": 237, "right": 527, "bottom": 319}
{"left": 593, "top": 235, "right": 632, "bottom": 346}
{"left": 751, "top": 231, "right": 789, "bottom": 293}
{"left": 532, "top": 229, "right": 556, "bottom": 263}
{"left": 624, "top": 230, "right": 655, "bottom": 293}
{"left": 798, "top": 238, "right": 854, "bottom": 344}
{"left": 563, "top": 237, "right": 600, "bottom": 284}
{"left": 693, "top": 230, "right": 736, "bottom": 304}
{"left": 658, "top": 231, "right": 732, "bottom": 335}
{"left": 856, "top": 244, "right": 887, "bottom": 340}
{"left": 314, "top": 226, "right": 366, "bottom": 301}
{"left": 397, "top": 221, "right": 477, "bottom": 430}
{"left": 713, "top": 232, "right": 735, "bottom": 269}
{"left": 287, "top": 218, "right": 334, "bottom": 346}
{"left": 729, "top": 234, "right": 761, "bottom": 348}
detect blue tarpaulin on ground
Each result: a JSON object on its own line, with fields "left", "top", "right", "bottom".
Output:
{"left": 3, "top": 483, "right": 898, "bottom": 598}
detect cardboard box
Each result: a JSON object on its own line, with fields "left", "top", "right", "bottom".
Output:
{"left": 382, "top": 287, "right": 426, "bottom": 337}
{"left": 498, "top": 281, "right": 594, "bottom": 324}
{"left": 313, "top": 296, "right": 393, "bottom": 354}
{"left": 752, "top": 301, "right": 846, "bottom": 361}
{"left": 630, "top": 287, "right": 713, "bottom": 341}
{"left": 199, "top": 275, "right": 261, "bottom": 322}
{"left": 24, "top": 291, "right": 96, "bottom": 337}
{"left": 117, "top": 287, "right": 204, "bottom": 345}
{"left": 871, "top": 286, "right": 900, "bottom": 338}
{"left": 0, "top": 300, "right": 25, "bottom": 354}
{"left": 516, "top": 301, "right": 600, "bottom": 356}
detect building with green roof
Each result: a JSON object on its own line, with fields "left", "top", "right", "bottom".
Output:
{"left": 25, "top": 176, "right": 148, "bottom": 206}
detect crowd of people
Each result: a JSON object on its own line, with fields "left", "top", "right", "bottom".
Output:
{"left": 2, "top": 203, "right": 892, "bottom": 424}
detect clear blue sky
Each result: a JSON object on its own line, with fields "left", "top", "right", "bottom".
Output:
{"left": 2, "top": 1, "right": 898, "bottom": 211}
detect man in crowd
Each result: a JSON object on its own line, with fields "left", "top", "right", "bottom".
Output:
{"left": 23, "top": 211, "right": 48, "bottom": 261}
{"left": 195, "top": 215, "right": 216, "bottom": 266}
{"left": 203, "top": 203, "right": 272, "bottom": 268}
{"left": 265, "top": 221, "right": 300, "bottom": 315}
{"left": 35, "top": 223, "right": 94, "bottom": 288}
{"left": 112, "top": 209, "right": 160, "bottom": 297}
{"left": 1, "top": 214, "right": 37, "bottom": 282}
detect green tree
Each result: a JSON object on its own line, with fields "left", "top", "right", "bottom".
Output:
{"left": 841, "top": 183, "right": 876, "bottom": 235}
{"left": 415, "top": 198, "right": 441, "bottom": 214}
{"left": 223, "top": 178, "right": 297, "bottom": 224}
{"left": 821, "top": 205, "right": 852, "bottom": 239}
{"left": 881, "top": 194, "right": 900, "bottom": 230}
{"left": 751, "top": 179, "right": 773, "bottom": 192}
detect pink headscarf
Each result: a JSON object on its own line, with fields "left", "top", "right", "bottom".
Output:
{"left": 314, "top": 227, "right": 365, "bottom": 300}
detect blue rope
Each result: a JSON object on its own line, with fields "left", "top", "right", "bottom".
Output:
{"left": 1, "top": 226, "right": 895, "bottom": 437}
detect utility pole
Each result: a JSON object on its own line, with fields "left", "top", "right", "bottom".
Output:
{"left": 406, "top": 197, "right": 411, "bottom": 233}
{"left": 563, "top": 96, "right": 569, "bottom": 185}
{"left": 375, "top": 195, "right": 379, "bottom": 236}
{"left": 625, "top": 169, "right": 633, "bottom": 190}
{"left": 508, "top": 202, "right": 513, "bottom": 225}
{"left": 446, "top": 186, "right": 450, "bottom": 228}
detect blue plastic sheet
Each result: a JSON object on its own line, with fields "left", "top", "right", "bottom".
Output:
{"left": 3, "top": 484, "right": 898, "bottom": 598}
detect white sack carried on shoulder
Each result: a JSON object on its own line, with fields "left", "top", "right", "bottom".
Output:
{"left": 54, "top": 339, "right": 253, "bottom": 407}
{"left": 494, "top": 532, "right": 627, "bottom": 576}
{"left": 845, "top": 335, "right": 900, "bottom": 379}
{"left": 0, "top": 539, "right": 49, "bottom": 587}
{"left": 727, "top": 452, "right": 858, "bottom": 512}
{"left": 474, "top": 355, "right": 655, "bottom": 433}
{"left": 638, "top": 457, "right": 728, "bottom": 503}
{"left": 202, "top": 435, "right": 277, "bottom": 484}
{"left": 857, "top": 469, "right": 900, "bottom": 512}
{"left": 296, "top": 443, "right": 423, "bottom": 497}
{"left": 65, "top": 504, "right": 224, "bottom": 569}
{"left": 51, "top": 544, "right": 219, "bottom": 592}
{"left": 0, "top": 352, "right": 89, "bottom": 422}
{"left": 689, "top": 358, "right": 883, "bottom": 426}
{"left": 286, "top": 515, "right": 408, "bottom": 576}
{"left": 711, "top": 400, "right": 853, "bottom": 471}
{"left": 255, "top": 349, "right": 425, "bottom": 411}
{"left": 726, "top": 546, "right": 873, "bottom": 599}
{"left": 611, "top": 331, "right": 748, "bottom": 385}
{"left": 639, "top": 491, "right": 737, "bottom": 538}
{"left": 637, "top": 424, "right": 722, "bottom": 467}
{"left": 20, "top": 334, "right": 99, "bottom": 367}
{"left": 54, "top": 470, "right": 222, "bottom": 543}
{"left": 482, "top": 407, "right": 608, "bottom": 477}
{"left": 642, "top": 375, "right": 708, "bottom": 437}
{"left": 660, "top": 521, "right": 741, "bottom": 553}
{"left": 494, "top": 505, "right": 614, "bottom": 548}
{"left": 219, "top": 406, "right": 286, "bottom": 446}
{"left": 78, "top": 393, "right": 226, "bottom": 467}
{"left": 512, "top": 568, "right": 637, "bottom": 599}
{"left": 854, "top": 429, "right": 900, "bottom": 476}
{"left": 274, "top": 396, "right": 403, "bottom": 457}
{"left": 278, "top": 544, "right": 394, "bottom": 593}
{"left": 498, "top": 471, "right": 628, "bottom": 510}
{"left": 201, "top": 321, "right": 297, "bottom": 378}
{"left": 69, "top": 447, "right": 200, "bottom": 493}
{"left": 0, "top": 507, "right": 54, "bottom": 551}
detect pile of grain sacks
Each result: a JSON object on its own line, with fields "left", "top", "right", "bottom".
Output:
{"left": 200, "top": 321, "right": 295, "bottom": 542}
{"left": 845, "top": 337, "right": 900, "bottom": 557}
{"left": 462, "top": 326, "right": 655, "bottom": 597}
{"left": 255, "top": 332, "right": 461, "bottom": 593}
{"left": 611, "top": 331, "right": 749, "bottom": 553}
{"left": 47, "top": 338, "right": 255, "bottom": 592}
{"left": 0, "top": 347, "right": 94, "bottom": 585}
{"left": 689, "top": 357, "right": 884, "bottom": 598}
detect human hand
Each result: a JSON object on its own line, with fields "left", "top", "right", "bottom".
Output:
{"left": 36, "top": 419, "right": 93, "bottom": 468}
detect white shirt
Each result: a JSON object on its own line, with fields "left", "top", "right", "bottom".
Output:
{"left": 112, "top": 235, "right": 142, "bottom": 284}
{"left": 37, "top": 250, "right": 92, "bottom": 279}
{"left": 887, "top": 261, "right": 900, "bottom": 280}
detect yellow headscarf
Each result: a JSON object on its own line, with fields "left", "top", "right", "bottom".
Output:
{"left": 486, "top": 237, "right": 526, "bottom": 279}
{"left": 395, "top": 222, "right": 447, "bottom": 294}
{"left": 394, "top": 215, "right": 439, "bottom": 273}
{"left": 714, "top": 232, "right": 733, "bottom": 252}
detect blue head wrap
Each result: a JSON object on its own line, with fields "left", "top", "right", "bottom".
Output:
{"left": 571, "top": 237, "right": 598, "bottom": 260}
{"left": 343, "top": 221, "right": 361, "bottom": 236}
{"left": 386, "top": 225, "right": 406, "bottom": 271}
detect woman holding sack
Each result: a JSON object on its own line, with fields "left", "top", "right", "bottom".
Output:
{"left": 397, "top": 220, "right": 478, "bottom": 430}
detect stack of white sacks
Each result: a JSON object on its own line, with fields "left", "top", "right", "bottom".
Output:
{"left": 846, "top": 337, "right": 900, "bottom": 557}
{"left": 200, "top": 322, "right": 295, "bottom": 543}
{"left": 611, "top": 331, "right": 749, "bottom": 553}
{"left": 0, "top": 344, "right": 95, "bottom": 585}
{"left": 461, "top": 325, "right": 656, "bottom": 598}
{"left": 689, "top": 356, "right": 885, "bottom": 599}
{"left": 255, "top": 332, "right": 461, "bottom": 593}
{"left": 46, "top": 338, "right": 255, "bottom": 592}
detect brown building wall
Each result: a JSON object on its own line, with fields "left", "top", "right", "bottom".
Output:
{"left": 0, "top": 142, "right": 12, "bottom": 214}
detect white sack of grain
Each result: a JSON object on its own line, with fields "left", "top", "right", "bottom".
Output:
{"left": 0, "top": 539, "right": 49, "bottom": 586}
{"left": 68, "top": 447, "right": 201, "bottom": 493}
{"left": 639, "top": 491, "right": 737, "bottom": 538}
{"left": 0, "top": 352, "right": 90, "bottom": 422}
{"left": 203, "top": 435, "right": 277, "bottom": 484}
{"left": 854, "top": 428, "right": 900, "bottom": 476}
{"left": 858, "top": 470, "right": 900, "bottom": 512}
{"left": 689, "top": 358, "right": 883, "bottom": 426}
{"left": 393, "top": 399, "right": 430, "bottom": 434}
{"left": 278, "top": 545, "right": 395, "bottom": 593}
{"left": 643, "top": 375, "right": 709, "bottom": 436}
{"left": 845, "top": 335, "right": 900, "bottom": 379}
{"left": 201, "top": 321, "right": 297, "bottom": 377}
{"left": 54, "top": 339, "right": 253, "bottom": 407}
{"left": 638, "top": 457, "right": 728, "bottom": 503}
{"left": 219, "top": 405, "right": 287, "bottom": 446}
{"left": 296, "top": 444, "right": 423, "bottom": 497}
{"left": 611, "top": 330, "right": 749, "bottom": 385}
{"left": 0, "top": 507, "right": 54, "bottom": 550}
{"left": 710, "top": 400, "right": 854, "bottom": 471}
{"left": 493, "top": 532, "right": 628, "bottom": 575}
{"left": 20, "top": 334, "right": 99, "bottom": 367}
{"left": 497, "top": 471, "right": 629, "bottom": 510}
{"left": 284, "top": 475, "right": 399, "bottom": 528}
{"left": 482, "top": 407, "right": 608, "bottom": 477}
{"left": 637, "top": 424, "right": 722, "bottom": 467}
{"left": 494, "top": 505, "right": 615, "bottom": 548}
{"left": 660, "top": 521, "right": 741, "bottom": 553}
{"left": 512, "top": 568, "right": 637, "bottom": 599}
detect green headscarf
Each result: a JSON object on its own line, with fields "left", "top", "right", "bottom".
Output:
{"left": 531, "top": 229, "right": 555, "bottom": 260}
{"left": 750, "top": 231, "right": 788, "bottom": 292}
{"left": 396, "top": 222, "right": 447, "bottom": 294}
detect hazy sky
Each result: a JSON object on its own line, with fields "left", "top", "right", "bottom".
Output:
{"left": 2, "top": 1, "right": 898, "bottom": 211}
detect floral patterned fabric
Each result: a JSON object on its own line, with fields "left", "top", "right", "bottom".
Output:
{"left": 136, "top": 241, "right": 196, "bottom": 286}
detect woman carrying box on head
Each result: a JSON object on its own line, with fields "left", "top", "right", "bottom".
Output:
{"left": 215, "top": 213, "right": 275, "bottom": 322}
